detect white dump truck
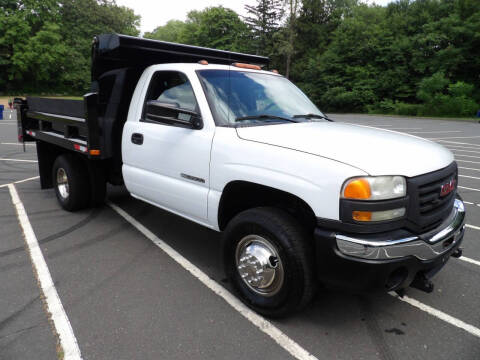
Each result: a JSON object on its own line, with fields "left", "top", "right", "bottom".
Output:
{"left": 16, "top": 34, "right": 465, "bottom": 317}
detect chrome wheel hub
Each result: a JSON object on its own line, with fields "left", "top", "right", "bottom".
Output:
{"left": 235, "top": 235, "right": 284, "bottom": 296}
{"left": 56, "top": 168, "right": 69, "bottom": 200}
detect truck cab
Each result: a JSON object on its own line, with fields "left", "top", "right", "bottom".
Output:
{"left": 16, "top": 34, "right": 466, "bottom": 317}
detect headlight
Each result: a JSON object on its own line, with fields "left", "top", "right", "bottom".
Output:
{"left": 341, "top": 176, "right": 406, "bottom": 201}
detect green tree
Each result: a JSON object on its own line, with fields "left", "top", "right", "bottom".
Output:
{"left": 0, "top": 0, "right": 60, "bottom": 92}
{"left": 283, "top": 0, "right": 300, "bottom": 78}
{"left": 2, "top": 0, "right": 479, "bottom": 117}
{"left": 144, "top": 20, "right": 187, "bottom": 43}
{"left": 59, "top": 0, "right": 140, "bottom": 92}
{"left": 243, "top": 0, "right": 284, "bottom": 55}
{"left": 179, "top": 6, "right": 250, "bottom": 52}
{"left": 0, "top": 0, "right": 140, "bottom": 94}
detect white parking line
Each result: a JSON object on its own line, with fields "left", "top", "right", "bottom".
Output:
{"left": 453, "top": 154, "right": 480, "bottom": 159}
{"left": 444, "top": 142, "right": 480, "bottom": 148}
{"left": 364, "top": 124, "right": 394, "bottom": 127}
{"left": 448, "top": 148, "right": 480, "bottom": 154}
{"left": 457, "top": 159, "right": 480, "bottom": 165}
{"left": 1, "top": 142, "right": 36, "bottom": 146}
{"left": 0, "top": 176, "right": 39, "bottom": 188}
{"left": 108, "top": 201, "right": 318, "bottom": 360}
{"left": 459, "top": 256, "right": 480, "bottom": 267}
{"left": 458, "top": 185, "right": 480, "bottom": 192}
{"left": 382, "top": 128, "right": 423, "bottom": 130}
{"left": 389, "top": 292, "right": 480, "bottom": 339}
{"left": 446, "top": 146, "right": 480, "bottom": 152}
{"left": 461, "top": 224, "right": 480, "bottom": 266}
{"left": 408, "top": 131, "right": 462, "bottom": 134}
{"left": 459, "top": 174, "right": 480, "bottom": 180}
{"left": 466, "top": 223, "right": 480, "bottom": 231}
{"left": 8, "top": 184, "right": 82, "bottom": 360}
{"left": 460, "top": 166, "right": 480, "bottom": 172}
{"left": 429, "top": 136, "right": 480, "bottom": 140}
{"left": 459, "top": 185, "right": 480, "bottom": 194}
{"left": 0, "top": 158, "right": 37, "bottom": 163}
{"left": 458, "top": 166, "right": 480, "bottom": 171}
{"left": 438, "top": 140, "right": 480, "bottom": 147}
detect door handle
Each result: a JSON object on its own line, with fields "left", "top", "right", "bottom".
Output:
{"left": 131, "top": 133, "right": 143, "bottom": 145}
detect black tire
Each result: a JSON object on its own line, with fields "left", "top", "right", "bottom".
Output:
{"left": 52, "top": 154, "right": 91, "bottom": 211}
{"left": 223, "top": 207, "right": 315, "bottom": 317}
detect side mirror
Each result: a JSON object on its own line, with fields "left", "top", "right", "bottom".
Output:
{"left": 145, "top": 100, "right": 202, "bottom": 129}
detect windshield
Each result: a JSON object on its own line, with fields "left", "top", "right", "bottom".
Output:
{"left": 196, "top": 69, "right": 326, "bottom": 126}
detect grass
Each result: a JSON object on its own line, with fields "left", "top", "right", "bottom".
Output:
{"left": 0, "top": 95, "right": 83, "bottom": 108}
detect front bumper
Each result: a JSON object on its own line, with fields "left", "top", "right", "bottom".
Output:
{"left": 314, "top": 198, "right": 465, "bottom": 292}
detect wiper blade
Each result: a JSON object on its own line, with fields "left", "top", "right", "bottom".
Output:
{"left": 292, "top": 113, "right": 333, "bottom": 122}
{"left": 235, "top": 114, "right": 297, "bottom": 123}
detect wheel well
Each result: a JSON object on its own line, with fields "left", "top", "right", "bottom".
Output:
{"left": 218, "top": 181, "right": 316, "bottom": 231}
{"left": 36, "top": 142, "right": 105, "bottom": 198}
{"left": 36, "top": 141, "right": 66, "bottom": 189}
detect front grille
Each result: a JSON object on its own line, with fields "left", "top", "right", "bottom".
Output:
{"left": 407, "top": 162, "right": 457, "bottom": 233}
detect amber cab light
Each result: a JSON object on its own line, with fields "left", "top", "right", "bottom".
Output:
{"left": 198, "top": 60, "right": 209, "bottom": 65}
{"left": 343, "top": 178, "right": 371, "bottom": 199}
{"left": 352, "top": 211, "right": 372, "bottom": 221}
{"left": 232, "top": 62, "right": 261, "bottom": 70}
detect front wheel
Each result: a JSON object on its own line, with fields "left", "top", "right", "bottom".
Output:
{"left": 223, "top": 207, "right": 315, "bottom": 317}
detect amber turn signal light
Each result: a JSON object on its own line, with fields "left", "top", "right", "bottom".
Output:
{"left": 343, "top": 179, "right": 371, "bottom": 199}
{"left": 352, "top": 211, "right": 372, "bottom": 221}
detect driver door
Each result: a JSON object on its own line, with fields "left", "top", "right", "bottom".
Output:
{"left": 122, "top": 70, "right": 214, "bottom": 224}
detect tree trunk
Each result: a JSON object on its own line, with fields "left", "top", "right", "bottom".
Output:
{"left": 285, "top": 0, "right": 297, "bottom": 79}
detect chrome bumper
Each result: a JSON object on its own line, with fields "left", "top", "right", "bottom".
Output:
{"left": 335, "top": 199, "right": 465, "bottom": 261}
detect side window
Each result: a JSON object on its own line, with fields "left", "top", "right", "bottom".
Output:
{"left": 144, "top": 71, "right": 198, "bottom": 112}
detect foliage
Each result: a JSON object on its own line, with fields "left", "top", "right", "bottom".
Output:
{"left": 1, "top": 0, "right": 480, "bottom": 117}
{"left": 180, "top": 7, "right": 250, "bottom": 52}
{"left": 0, "top": 0, "right": 140, "bottom": 94}
{"left": 368, "top": 74, "right": 478, "bottom": 117}
{"left": 144, "top": 20, "right": 187, "bottom": 43}
{"left": 145, "top": 7, "right": 249, "bottom": 52}
{"left": 243, "top": 0, "right": 284, "bottom": 55}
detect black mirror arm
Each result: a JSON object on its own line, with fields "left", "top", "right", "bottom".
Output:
{"left": 146, "top": 113, "right": 196, "bottom": 128}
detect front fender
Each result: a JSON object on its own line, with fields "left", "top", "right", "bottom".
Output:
{"left": 208, "top": 128, "right": 367, "bottom": 228}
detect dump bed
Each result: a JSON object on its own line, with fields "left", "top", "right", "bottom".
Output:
{"left": 91, "top": 33, "right": 269, "bottom": 81}
{"left": 16, "top": 34, "right": 270, "bottom": 184}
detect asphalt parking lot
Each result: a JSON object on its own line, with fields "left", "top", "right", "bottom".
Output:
{"left": 1, "top": 114, "right": 479, "bottom": 360}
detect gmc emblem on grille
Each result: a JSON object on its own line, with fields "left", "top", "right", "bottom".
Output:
{"left": 440, "top": 179, "right": 456, "bottom": 197}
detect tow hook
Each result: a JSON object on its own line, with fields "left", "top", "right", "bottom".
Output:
{"left": 410, "top": 273, "right": 434, "bottom": 293}
{"left": 451, "top": 248, "right": 463, "bottom": 258}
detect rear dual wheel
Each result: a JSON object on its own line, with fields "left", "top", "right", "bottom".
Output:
{"left": 52, "top": 154, "right": 95, "bottom": 211}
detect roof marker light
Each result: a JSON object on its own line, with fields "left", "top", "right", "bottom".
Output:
{"left": 232, "top": 63, "right": 261, "bottom": 70}
{"left": 198, "top": 60, "right": 208, "bottom": 65}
